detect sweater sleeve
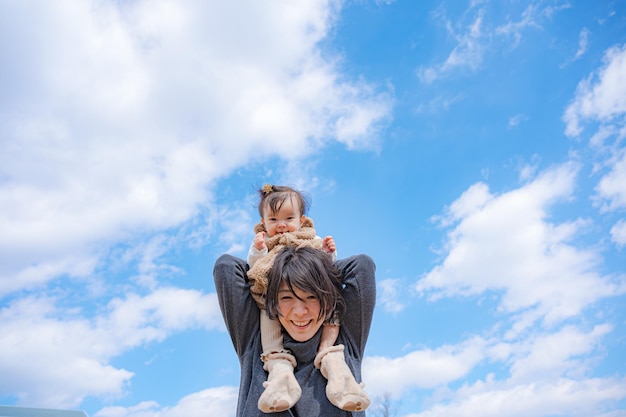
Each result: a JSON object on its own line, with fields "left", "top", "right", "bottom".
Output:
{"left": 247, "top": 243, "right": 268, "bottom": 268}
{"left": 335, "top": 255, "right": 376, "bottom": 356}
{"left": 213, "top": 254, "right": 260, "bottom": 357}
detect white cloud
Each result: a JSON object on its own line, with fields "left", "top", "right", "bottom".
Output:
{"left": 589, "top": 124, "right": 623, "bottom": 148}
{"left": 508, "top": 113, "right": 529, "bottom": 129}
{"left": 560, "top": 42, "right": 626, "bottom": 252}
{"left": 123, "top": 234, "right": 185, "bottom": 289}
{"left": 507, "top": 324, "right": 612, "bottom": 383}
{"left": 404, "top": 377, "right": 626, "bottom": 417}
{"left": 574, "top": 27, "right": 590, "bottom": 60}
{"left": 103, "top": 288, "right": 223, "bottom": 344}
{"left": 0, "top": 0, "right": 392, "bottom": 295}
{"left": 417, "top": 10, "right": 486, "bottom": 84}
{"left": 93, "top": 387, "right": 237, "bottom": 417}
{"left": 417, "top": 2, "right": 571, "bottom": 84}
{"left": 611, "top": 219, "right": 626, "bottom": 247}
{"left": 399, "top": 157, "right": 626, "bottom": 416}
{"left": 495, "top": 2, "right": 571, "bottom": 48}
{"left": 0, "top": 289, "right": 223, "bottom": 408}
{"left": 563, "top": 44, "right": 626, "bottom": 138}
{"left": 432, "top": 181, "right": 493, "bottom": 227}
{"left": 417, "top": 162, "right": 621, "bottom": 330}
{"left": 364, "top": 318, "right": 615, "bottom": 401}
{"left": 0, "top": 0, "right": 393, "bottom": 409}
{"left": 495, "top": 4, "right": 542, "bottom": 47}
{"left": 415, "top": 93, "right": 466, "bottom": 114}
{"left": 363, "top": 337, "right": 486, "bottom": 395}
{"left": 595, "top": 149, "right": 626, "bottom": 213}
{"left": 392, "top": 325, "right": 623, "bottom": 417}
{"left": 377, "top": 279, "right": 407, "bottom": 314}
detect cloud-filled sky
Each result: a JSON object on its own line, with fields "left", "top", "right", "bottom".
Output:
{"left": 1, "top": 1, "right": 625, "bottom": 416}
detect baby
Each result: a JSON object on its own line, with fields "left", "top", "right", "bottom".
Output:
{"left": 246, "top": 184, "right": 370, "bottom": 413}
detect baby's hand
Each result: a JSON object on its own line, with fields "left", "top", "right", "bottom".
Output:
{"left": 254, "top": 231, "right": 266, "bottom": 250}
{"left": 322, "top": 236, "right": 336, "bottom": 254}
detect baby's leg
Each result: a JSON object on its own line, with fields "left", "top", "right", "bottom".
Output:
{"left": 261, "top": 308, "right": 284, "bottom": 354}
{"left": 315, "top": 324, "right": 370, "bottom": 412}
{"left": 319, "top": 322, "right": 340, "bottom": 352}
{"left": 258, "top": 310, "right": 301, "bottom": 413}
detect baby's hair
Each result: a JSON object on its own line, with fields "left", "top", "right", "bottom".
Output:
{"left": 258, "top": 184, "right": 310, "bottom": 217}
{"left": 265, "top": 246, "right": 345, "bottom": 323}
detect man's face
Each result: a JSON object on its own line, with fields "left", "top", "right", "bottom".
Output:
{"left": 276, "top": 283, "right": 323, "bottom": 342}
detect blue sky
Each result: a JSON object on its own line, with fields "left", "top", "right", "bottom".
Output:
{"left": 1, "top": 1, "right": 625, "bottom": 416}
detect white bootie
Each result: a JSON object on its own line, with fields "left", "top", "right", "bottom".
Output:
{"left": 258, "top": 352, "right": 302, "bottom": 413}
{"left": 315, "top": 344, "right": 370, "bottom": 411}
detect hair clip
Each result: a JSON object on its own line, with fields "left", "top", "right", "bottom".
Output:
{"left": 262, "top": 184, "right": 273, "bottom": 195}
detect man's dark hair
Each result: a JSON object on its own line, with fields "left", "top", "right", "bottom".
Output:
{"left": 266, "top": 246, "right": 345, "bottom": 323}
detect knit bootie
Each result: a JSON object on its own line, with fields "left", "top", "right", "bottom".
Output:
{"left": 315, "top": 344, "right": 370, "bottom": 411}
{"left": 258, "top": 352, "right": 302, "bottom": 413}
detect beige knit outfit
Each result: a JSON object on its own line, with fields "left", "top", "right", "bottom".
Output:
{"left": 247, "top": 217, "right": 322, "bottom": 310}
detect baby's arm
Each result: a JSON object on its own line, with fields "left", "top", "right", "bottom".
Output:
{"left": 318, "top": 237, "right": 339, "bottom": 352}
{"left": 322, "top": 236, "right": 335, "bottom": 254}
{"left": 322, "top": 236, "right": 338, "bottom": 263}
{"left": 247, "top": 231, "right": 268, "bottom": 267}
{"left": 254, "top": 231, "right": 266, "bottom": 251}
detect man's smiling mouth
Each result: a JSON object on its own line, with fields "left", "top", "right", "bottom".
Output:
{"left": 292, "top": 320, "right": 312, "bottom": 328}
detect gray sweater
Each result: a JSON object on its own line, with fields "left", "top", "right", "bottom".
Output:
{"left": 214, "top": 253, "right": 376, "bottom": 417}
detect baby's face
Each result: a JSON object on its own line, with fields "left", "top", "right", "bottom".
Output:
{"left": 261, "top": 198, "right": 304, "bottom": 237}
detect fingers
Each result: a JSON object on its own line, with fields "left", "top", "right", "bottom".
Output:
{"left": 323, "top": 236, "right": 336, "bottom": 253}
{"left": 254, "top": 231, "right": 266, "bottom": 250}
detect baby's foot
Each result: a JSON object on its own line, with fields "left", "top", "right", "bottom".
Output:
{"left": 258, "top": 358, "right": 302, "bottom": 413}
{"left": 326, "top": 379, "right": 370, "bottom": 411}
